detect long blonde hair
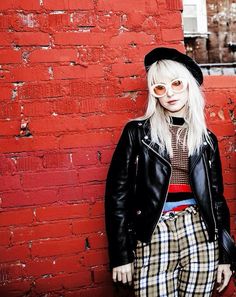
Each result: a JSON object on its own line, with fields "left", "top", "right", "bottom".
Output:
{"left": 136, "top": 59, "right": 211, "bottom": 157}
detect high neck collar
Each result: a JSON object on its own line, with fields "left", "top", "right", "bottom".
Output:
{"left": 170, "top": 116, "right": 185, "bottom": 126}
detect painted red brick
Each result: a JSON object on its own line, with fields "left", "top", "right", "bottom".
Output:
{"left": 0, "top": 209, "right": 33, "bottom": 226}
{"left": 0, "top": 50, "right": 22, "bottom": 64}
{"left": 72, "top": 218, "right": 105, "bottom": 234}
{"left": 35, "top": 204, "right": 89, "bottom": 221}
{"left": 0, "top": 245, "right": 29, "bottom": 263}
{"left": 43, "top": 0, "right": 94, "bottom": 10}
{"left": 22, "top": 170, "right": 78, "bottom": 188}
{"left": 12, "top": 222, "right": 71, "bottom": 243}
{"left": 0, "top": 0, "right": 235, "bottom": 296}
{"left": 0, "top": 175, "right": 21, "bottom": 191}
{"left": 30, "top": 49, "right": 77, "bottom": 63}
{"left": 31, "top": 237, "right": 85, "bottom": 257}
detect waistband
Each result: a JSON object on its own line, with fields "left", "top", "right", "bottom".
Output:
{"left": 160, "top": 205, "right": 198, "bottom": 221}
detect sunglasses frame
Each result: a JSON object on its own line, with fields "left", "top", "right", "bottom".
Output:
{"left": 150, "top": 78, "right": 188, "bottom": 98}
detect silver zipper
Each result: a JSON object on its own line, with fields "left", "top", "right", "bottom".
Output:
{"left": 142, "top": 140, "right": 172, "bottom": 231}
{"left": 203, "top": 154, "right": 217, "bottom": 230}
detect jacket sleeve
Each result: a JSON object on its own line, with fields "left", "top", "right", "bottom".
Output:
{"left": 105, "top": 122, "right": 137, "bottom": 269}
{"left": 209, "top": 132, "right": 231, "bottom": 264}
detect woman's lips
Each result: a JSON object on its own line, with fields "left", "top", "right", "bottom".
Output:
{"left": 167, "top": 99, "right": 178, "bottom": 105}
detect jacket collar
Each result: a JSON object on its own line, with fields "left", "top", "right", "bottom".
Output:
{"left": 139, "top": 119, "right": 209, "bottom": 171}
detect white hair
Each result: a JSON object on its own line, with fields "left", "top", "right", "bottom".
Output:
{"left": 135, "top": 59, "right": 211, "bottom": 157}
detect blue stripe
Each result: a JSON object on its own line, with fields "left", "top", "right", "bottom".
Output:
{"left": 163, "top": 198, "right": 196, "bottom": 212}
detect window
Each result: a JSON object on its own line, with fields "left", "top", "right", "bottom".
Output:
{"left": 182, "top": 0, "right": 236, "bottom": 73}
{"left": 182, "top": 0, "right": 208, "bottom": 37}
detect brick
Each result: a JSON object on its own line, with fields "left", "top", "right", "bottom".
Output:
{"left": 30, "top": 116, "right": 84, "bottom": 133}
{"left": 0, "top": 245, "right": 29, "bottom": 263}
{"left": 35, "top": 204, "right": 89, "bottom": 221}
{"left": 119, "top": 77, "right": 146, "bottom": 91}
{"left": 53, "top": 65, "right": 104, "bottom": 80}
{"left": 72, "top": 218, "right": 105, "bottom": 234}
{"left": 25, "top": 255, "right": 81, "bottom": 276}
{"left": 35, "top": 271, "right": 91, "bottom": 293}
{"left": 85, "top": 114, "right": 127, "bottom": 129}
{"left": 0, "top": 120, "right": 19, "bottom": 136}
{"left": 13, "top": 32, "right": 50, "bottom": 46}
{"left": 0, "top": 279, "right": 31, "bottom": 296}
{"left": 88, "top": 234, "right": 108, "bottom": 249}
{"left": 0, "top": 0, "right": 41, "bottom": 10}
{"left": 19, "top": 82, "right": 64, "bottom": 100}
{"left": 2, "top": 66, "right": 50, "bottom": 83}
{"left": 40, "top": 13, "right": 71, "bottom": 31}
{"left": 0, "top": 50, "right": 22, "bottom": 64}
{"left": 93, "top": 268, "right": 111, "bottom": 284}
{"left": 0, "top": 136, "right": 58, "bottom": 154}
{"left": 159, "top": 12, "right": 182, "bottom": 28}
{"left": 161, "top": 27, "right": 184, "bottom": 41}
{"left": 72, "top": 150, "right": 97, "bottom": 166}
{"left": 110, "top": 32, "right": 155, "bottom": 46}
{"left": 90, "top": 201, "right": 104, "bottom": 217}
{"left": 43, "top": 0, "right": 94, "bottom": 10}
{"left": 1, "top": 191, "right": 27, "bottom": 208}
{"left": 0, "top": 175, "right": 21, "bottom": 191}
{"left": 54, "top": 32, "right": 112, "bottom": 46}
{"left": 1, "top": 189, "right": 58, "bottom": 208}
{"left": 43, "top": 153, "right": 71, "bottom": 168}
{"left": 57, "top": 186, "right": 83, "bottom": 202}
{"left": 208, "top": 123, "right": 234, "bottom": 137}
{"left": 12, "top": 222, "right": 71, "bottom": 243}
{"left": 112, "top": 62, "right": 143, "bottom": 77}
{"left": 64, "top": 286, "right": 115, "bottom": 297}
{"left": 224, "top": 186, "right": 236, "bottom": 199}
{"left": 97, "top": 0, "right": 146, "bottom": 12}
{"left": 83, "top": 250, "right": 108, "bottom": 266}
{"left": 63, "top": 271, "right": 91, "bottom": 289}
{"left": 0, "top": 157, "right": 16, "bottom": 175}
{"left": 78, "top": 166, "right": 108, "bottom": 183}
{"left": 26, "top": 189, "right": 58, "bottom": 205}
{"left": 31, "top": 237, "right": 85, "bottom": 257}
{"left": 16, "top": 156, "right": 43, "bottom": 171}
{"left": 227, "top": 200, "right": 236, "bottom": 215}
{"left": 59, "top": 132, "right": 113, "bottom": 149}
{"left": 0, "top": 101, "right": 20, "bottom": 119}
{"left": 30, "top": 49, "right": 77, "bottom": 63}
{"left": 83, "top": 184, "right": 105, "bottom": 201}
{"left": 22, "top": 170, "right": 78, "bottom": 189}
{"left": 0, "top": 229, "right": 11, "bottom": 246}
{"left": 0, "top": 32, "right": 14, "bottom": 46}
{"left": 0, "top": 209, "right": 33, "bottom": 226}
{"left": 70, "top": 81, "right": 116, "bottom": 98}
{"left": 23, "top": 101, "right": 53, "bottom": 117}
{"left": 204, "top": 76, "right": 236, "bottom": 89}
{"left": 99, "top": 149, "right": 114, "bottom": 164}
{"left": 0, "top": 85, "right": 13, "bottom": 101}
{"left": 54, "top": 98, "right": 80, "bottom": 115}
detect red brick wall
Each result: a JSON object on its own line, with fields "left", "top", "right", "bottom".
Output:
{"left": 0, "top": 1, "right": 235, "bottom": 296}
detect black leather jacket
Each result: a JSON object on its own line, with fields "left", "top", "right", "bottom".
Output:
{"left": 105, "top": 120, "right": 230, "bottom": 269}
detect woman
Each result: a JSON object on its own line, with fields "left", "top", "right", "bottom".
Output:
{"left": 105, "top": 47, "right": 232, "bottom": 296}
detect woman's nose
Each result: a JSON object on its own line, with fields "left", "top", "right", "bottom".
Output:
{"left": 166, "top": 86, "right": 174, "bottom": 97}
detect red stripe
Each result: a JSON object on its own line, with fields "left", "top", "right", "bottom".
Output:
{"left": 168, "top": 184, "right": 191, "bottom": 193}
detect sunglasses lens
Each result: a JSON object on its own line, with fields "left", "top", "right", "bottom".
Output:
{"left": 171, "top": 79, "right": 185, "bottom": 92}
{"left": 153, "top": 85, "right": 166, "bottom": 96}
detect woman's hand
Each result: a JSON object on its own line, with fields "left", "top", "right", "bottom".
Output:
{"left": 216, "top": 264, "right": 232, "bottom": 292}
{"left": 112, "top": 263, "right": 134, "bottom": 285}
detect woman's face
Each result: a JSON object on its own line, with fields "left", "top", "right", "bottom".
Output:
{"left": 155, "top": 78, "right": 189, "bottom": 117}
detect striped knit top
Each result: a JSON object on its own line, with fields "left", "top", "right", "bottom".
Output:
{"left": 166, "top": 117, "right": 195, "bottom": 204}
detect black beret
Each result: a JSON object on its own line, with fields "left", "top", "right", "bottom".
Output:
{"left": 144, "top": 47, "right": 203, "bottom": 85}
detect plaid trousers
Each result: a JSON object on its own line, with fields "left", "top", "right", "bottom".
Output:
{"left": 133, "top": 206, "right": 219, "bottom": 297}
